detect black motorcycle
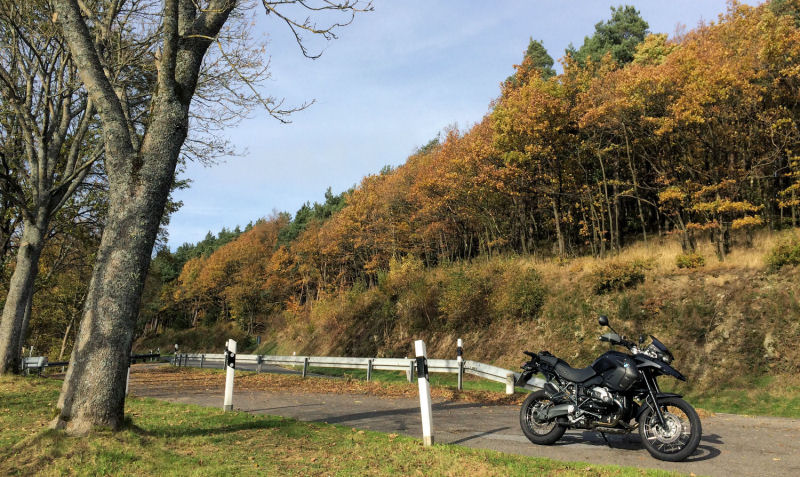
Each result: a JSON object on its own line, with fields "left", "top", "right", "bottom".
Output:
{"left": 516, "top": 315, "right": 702, "bottom": 461}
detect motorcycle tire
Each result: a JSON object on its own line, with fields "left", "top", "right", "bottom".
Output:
{"left": 519, "top": 390, "right": 566, "bottom": 445}
{"left": 638, "top": 396, "right": 702, "bottom": 462}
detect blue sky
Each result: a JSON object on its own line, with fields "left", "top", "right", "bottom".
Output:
{"left": 167, "top": 0, "right": 756, "bottom": 248}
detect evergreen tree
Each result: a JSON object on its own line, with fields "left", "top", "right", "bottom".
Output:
{"left": 567, "top": 5, "right": 649, "bottom": 65}
{"left": 506, "top": 38, "right": 555, "bottom": 86}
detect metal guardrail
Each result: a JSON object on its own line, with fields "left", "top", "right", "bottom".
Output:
{"left": 20, "top": 353, "right": 162, "bottom": 375}
{"left": 172, "top": 352, "right": 545, "bottom": 393}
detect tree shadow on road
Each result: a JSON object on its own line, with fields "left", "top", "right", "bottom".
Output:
{"left": 319, "top": 402, "right": 486, "bottom": 425}
{"left": 450, "top": 427, "right": 511, "bottom": 444}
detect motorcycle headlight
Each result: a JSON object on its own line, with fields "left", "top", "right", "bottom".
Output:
{"left": 660, "top": 351, "right": 673, "bottom": 364}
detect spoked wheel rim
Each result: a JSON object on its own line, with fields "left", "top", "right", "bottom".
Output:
{"left": 642, "top": 406, "right": 693, "bottom": 455}
{"left": 525, "top": 399, "right": 557, "bottom": 435}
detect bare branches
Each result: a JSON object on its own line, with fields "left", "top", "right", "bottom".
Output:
{"left": 261, "top": 0, "right": 373, "bottom": 59}
{"left": 53, "top": 0, "right": 134, "bottom": 160}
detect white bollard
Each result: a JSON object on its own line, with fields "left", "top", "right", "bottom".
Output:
{"left": 415, "top": 340, "right": 434, "bottom": 446}
{"left": 223, "top": 339, "right": 237, "bottom": 411}
{"left": 456, "top": 338, "right": 463, "bottom": 391}
{"left": 125, "top": 363, "right": 131, "bottom": 396}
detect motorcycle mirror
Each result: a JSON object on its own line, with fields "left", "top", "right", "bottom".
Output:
{"left": 639, "top": 334, "right": 645, "bottom": 344}
{"left": 598, "top": 315, "right": 609, "bottom": 327}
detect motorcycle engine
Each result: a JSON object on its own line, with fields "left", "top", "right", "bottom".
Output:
{"left": 567, "top": 386, "right": 623, "bottom": 428}
{"left": 589, "top": 386, "right": 613, "bottom": 404}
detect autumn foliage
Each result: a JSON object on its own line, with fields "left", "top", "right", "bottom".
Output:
{"left": 142, "top": 2, "right": 800, "bottom": 342}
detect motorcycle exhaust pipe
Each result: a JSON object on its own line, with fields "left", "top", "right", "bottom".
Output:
{"left": 546, "top": 404, "right": 574, "bottom": 419}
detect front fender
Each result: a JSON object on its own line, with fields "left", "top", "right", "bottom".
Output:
{"left": 635, "top": 392, "right": 683, "bottom": 421}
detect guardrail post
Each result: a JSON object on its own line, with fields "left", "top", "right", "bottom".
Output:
{"left": 407, "top": 359, "right": 414, "bottom": 382}
{"left": 367, "top": 359, "right": 373, "bottom": 381}
{"left": 256, "top": 355, "right": 263, "bottom": 373}
{"left": 505, "top": 372, "right": 515, "bottom": 395}
{"left": 302, "top": 357, "right": 309, "bottom": 378}
{"left": 457, "top": 338, "right": 464, "bottom": 391}
{"left": 415, "top": 340, "right": 434, "bottom": 446}
{"left": 200, "top": 354, "right": 205, "bottom": 368}
{"left": 223, "top": 339, "right": 237, "bottom": 411}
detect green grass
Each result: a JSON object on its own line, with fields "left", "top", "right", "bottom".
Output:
{"left": 0, "top": 376, "right": 679, "bottom": 477}
{"left": 678, "top": 375, "right": 800, "bottom": 418}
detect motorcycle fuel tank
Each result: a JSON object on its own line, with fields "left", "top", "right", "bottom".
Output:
{"left": 591, "top": 350, "right": 638, "bottom": 391}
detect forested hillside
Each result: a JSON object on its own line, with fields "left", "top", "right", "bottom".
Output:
{"left": 8, "top": 2, "right": 800, "bottom": 391}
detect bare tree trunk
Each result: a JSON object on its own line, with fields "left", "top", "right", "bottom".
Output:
{"left": 624, "top": 126, "right": 647, "bottom": 242}
{"left": 54, "top": 117, "right": 184, "bottom": 433}
{"left": 613, "top": 166, "right": 622, "bottom": 251}
{"left": 597, "top": 153, "right": 616, "bottom": 253}
{"left": 0, "top": 218, "right": 45, "bottom": 374}
{"left": 18, "top": 292, "right": 33, "bottom": 353}
{"left": 51, "top": 0, "right": 235, "bottom": 434}
{"left": 59, "top": 314, "right": 76, "bottom": 361}
{"left": 551, "top": 197, "right": 565, "bottom": 257}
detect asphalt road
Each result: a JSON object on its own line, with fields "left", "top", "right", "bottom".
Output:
{"left": 130, "top": 366, "right": 800, "bottom": 477}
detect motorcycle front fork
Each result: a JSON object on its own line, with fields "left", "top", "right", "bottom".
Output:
{"left": 641, "top": 372, "right": 667, "bottom": 428}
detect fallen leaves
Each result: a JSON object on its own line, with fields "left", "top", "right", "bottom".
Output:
{"left": 129, "top": 366, "right": 525, "bottom": 406}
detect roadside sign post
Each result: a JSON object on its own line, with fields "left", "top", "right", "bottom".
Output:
{"left": 223, "top": 339, "right": 236, "bottom": 411}
{"left": 415, "top": 339, "right": 434, "bottom": 446}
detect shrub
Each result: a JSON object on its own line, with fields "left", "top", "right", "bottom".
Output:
{"left": 438, "top": 265, "right": 494, "bottom": 330}
{"left": 591, "top": 260, "right": 646, "bottom": 295}
{"left": 766, "top": 238, "right": 800, "bottom": 270}
{"left": 386, "top": 256, "right": 439, "bottom": 331}
{"left": 676, "top": 252, "right": 705, "bottom": 269}
{"left": 493, "top": 266, "right": 546, "bottom": 321}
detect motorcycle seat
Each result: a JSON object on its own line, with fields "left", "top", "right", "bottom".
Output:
{"left": 555, "top": 363, "right": 597, "bottom": 383}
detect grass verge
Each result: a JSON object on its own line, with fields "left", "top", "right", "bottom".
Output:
{"left": 0, "top": 376, "right": 680, "bottom": 477}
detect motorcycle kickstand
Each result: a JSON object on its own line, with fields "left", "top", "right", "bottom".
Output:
{"left": 599, "top": 432, "right": 612, "bottom": 448}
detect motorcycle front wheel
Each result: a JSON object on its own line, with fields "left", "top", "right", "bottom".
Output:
{"left": 519, "top": 390, "right": 566, "bottom": 445}
{"left": 638, "top": 396, "right": 702, "bottom": 461}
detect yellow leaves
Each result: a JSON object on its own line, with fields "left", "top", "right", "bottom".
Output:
{"left": 633, "top": 33, "right": 677, "bottom": 66}
{"left": 658, "top": 187, "right": 686, "bottom": 204}
{"left": 691, "top": 199, "right": 761, "bottom": 215}
{"left": 732, "top": 215, "right": 764, "bottom": 230}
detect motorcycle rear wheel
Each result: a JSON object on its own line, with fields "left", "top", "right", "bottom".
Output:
{"left": 638, "top": 396, "right": 702, "bottom": 462}
{"left": 519, "top": 390, "right": 566, "bottom": 445}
